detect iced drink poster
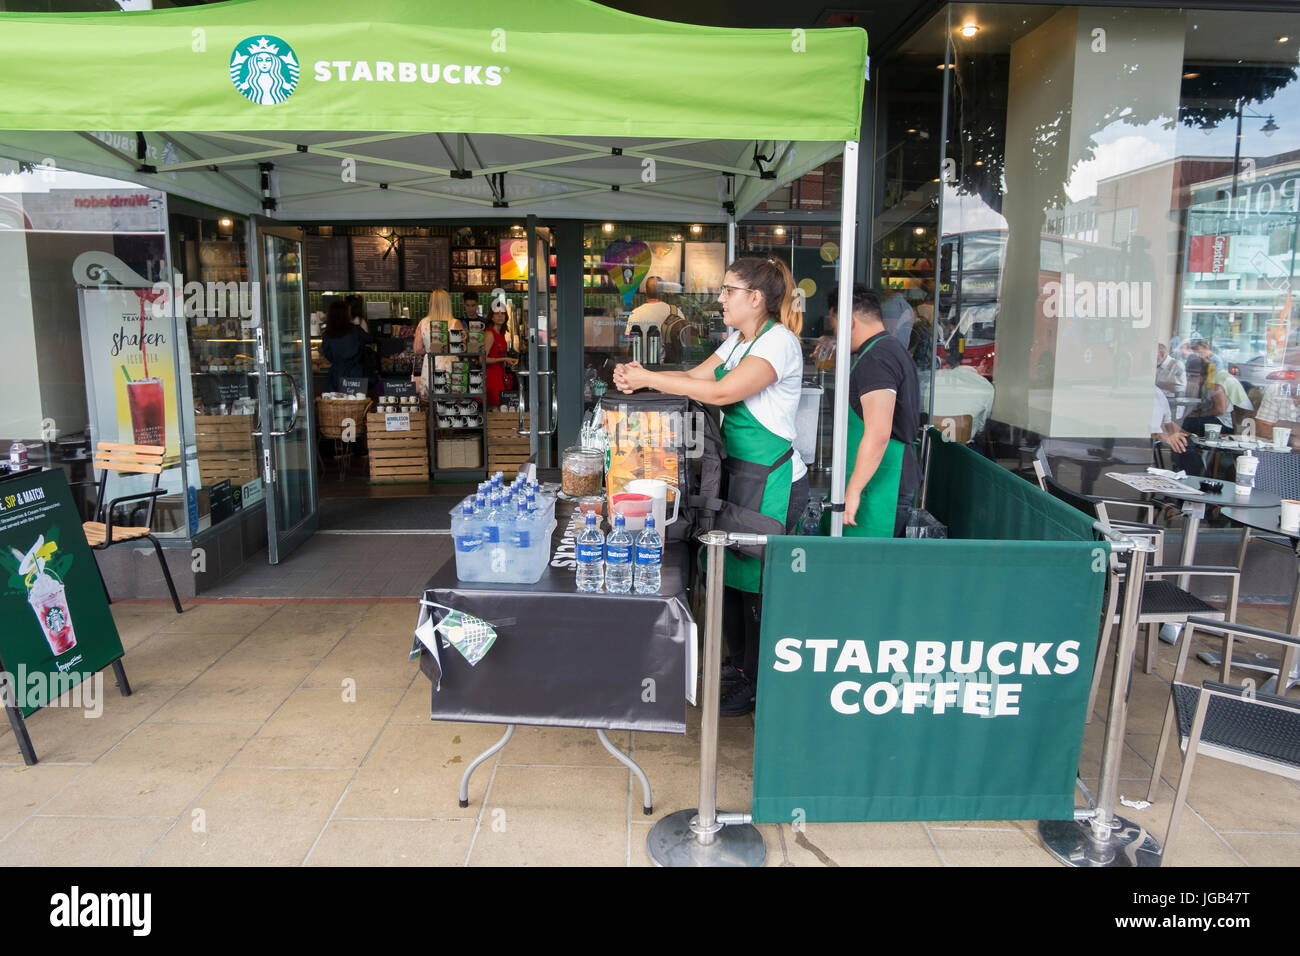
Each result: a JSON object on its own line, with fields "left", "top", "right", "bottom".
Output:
{"left": 0, "top": 469, "right": 124, "bottom": 716}
{"left": 81, "top": 286, "right": 179, "bottom": 459}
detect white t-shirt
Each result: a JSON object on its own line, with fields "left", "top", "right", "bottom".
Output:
{"left": 714, "top": 324, "right": 808, "bottom": 482}
{"left": 1151, "top": 389, "right": 1173, "bottom": 435}
{"left": 625, "top": 300, "right": 676, "bottom": 335}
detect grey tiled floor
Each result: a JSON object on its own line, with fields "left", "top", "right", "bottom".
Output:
{"left": 203, "top": 534, "right": 453, "bottom": 598}
{"left": 0, "top": 600, "right": 1296, "bottom": 866}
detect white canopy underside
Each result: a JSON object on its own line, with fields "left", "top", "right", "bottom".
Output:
{"left": 0, "top": 128, "right": 843, "bottom": 223}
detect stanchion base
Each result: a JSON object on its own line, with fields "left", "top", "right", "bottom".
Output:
{"left": 646, "top": 809, "right": 766, "bottom": 867}
{"left": 1038, "top": 817, "right": 1161, "bottom": 867}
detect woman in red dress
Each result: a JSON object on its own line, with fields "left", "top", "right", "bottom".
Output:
{"left": 484, "top": 300, "right": 517, "bottom": 408}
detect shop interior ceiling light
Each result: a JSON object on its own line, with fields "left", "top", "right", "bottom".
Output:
{"left": 961, "top": 23, "right": 978, "bottom": 38}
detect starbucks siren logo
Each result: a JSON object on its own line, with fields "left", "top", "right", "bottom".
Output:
{"left": 230, "top": 36, "right": 300, "bottom": 105}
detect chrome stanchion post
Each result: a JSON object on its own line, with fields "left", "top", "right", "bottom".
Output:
{"left": 1040, "top": 528, "right": 1162, "bottom": 866}
{"left": 647, "top": 530, "right": 766, "bottom": 866}
{"left": 693, "top": 530, "right": 728, "bottom": 845}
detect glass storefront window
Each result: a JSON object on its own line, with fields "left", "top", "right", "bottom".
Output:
{"left": 898, "top": 4, "right": 1300, "bottom": 491}
{"left": 580, "top": 222, "right": 725, "bottom": 414}
{"left": 0, "top": 159, "right": 188, "bottom": 532}
{"left": 169, "top": 207, "right": 259, "bottom": 534}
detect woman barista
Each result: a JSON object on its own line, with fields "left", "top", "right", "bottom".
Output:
{"left": 835, "top": 285, "right": 921, "bottom": 537}
{"left": 614, "top": 257, "right": 808, "bottom": 716}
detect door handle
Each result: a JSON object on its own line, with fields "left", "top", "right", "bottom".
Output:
{"left": 268, "top": 369, "right": 301, "bottom": 437}
{"left": 515, "top": 367, "right": 532, "bottom": 436}
{"left": 249, "top": 369, "right": 265, "bottom": 437}
{"left": 536, "top": 369, "right": 556, "bottom": 436}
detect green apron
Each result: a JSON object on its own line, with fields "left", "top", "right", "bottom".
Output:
{"left": 716, "top": 320, "right": 795, "bottom": 592}
{"left": 840, "top": 334, "right": 906, "bottom": 538}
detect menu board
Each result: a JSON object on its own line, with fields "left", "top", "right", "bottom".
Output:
{"left": 402, "top": 236, "right": 450, "bottom": 290}
{"left": 350, "top": 235, "right": 400, "bottom": 291}
{"left": 304, "top": 236, "right": 349, "bottom": 291}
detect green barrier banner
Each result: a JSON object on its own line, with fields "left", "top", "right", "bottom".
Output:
{"left": 753, "top": 536, "right": 1105, "bottom": 824}
{"left": 0, "top": 470, "right": 125, "bottom": 717}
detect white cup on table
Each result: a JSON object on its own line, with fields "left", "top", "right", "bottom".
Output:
{"left": 1204, "top": 423, "right": 1222, "bottom": 440}
{"left": 1282, "top": 499, "right": 1300, "bottom": 531}
{"left": 1274, "top": 426, "right": 1292, "bottom": 450}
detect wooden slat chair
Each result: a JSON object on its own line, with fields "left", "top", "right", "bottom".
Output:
{"left": 84, "top": 442, "right": 183, "bottom": 613}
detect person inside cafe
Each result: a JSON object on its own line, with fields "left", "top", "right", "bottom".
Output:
{"left": 1172, "top": 353, "right": 1253, "bottom": 475}
{"left": 484, "top": 298, "right": 518, "bottom": 408}
{"left": 1155, "top": 340, "right": 1186, "bottom": 402}
{"left": 462, "top": 290, "right": 483, "bottom": 325}
{"left": 1181, "top": 352, "right": 1252, "bottom": 437}
{"left": 624, "top": 275, "right": 681, "bottom": 337}
{"left": 412, "top": 289, "right": 459, "bottom": 400}
{"left": 1153, "top": 385, "right": 1194, "bottom": 469}
{"left": 320, "top": 298, "right": 372, "bottom": 393}
{"left": 833, "top": 285, "right": 922, "bottom": 538}
{"left": 613, "top": 256, "right": 808, "bottom": 717}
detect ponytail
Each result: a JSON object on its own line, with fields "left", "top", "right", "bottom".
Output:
{"left": 726, "top": 256, "right": 803, "bottom": 336}
{"left": 771, "top": 258, "right": 802, "bottom": 336}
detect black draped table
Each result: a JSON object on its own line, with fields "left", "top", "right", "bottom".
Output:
{"left": 414, "top": 504, "right": 695, "bottom": 811}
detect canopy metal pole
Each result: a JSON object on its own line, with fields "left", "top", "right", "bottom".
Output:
{"left": 726, "top": 215, "right": 736, "bottom": 264}
{"left": 829, "top": 140, "right": 860, "bottom": 537}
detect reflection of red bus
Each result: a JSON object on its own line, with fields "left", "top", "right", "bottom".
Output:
{"left": 939, "top": 229, "right": 1138, "bottom": 383}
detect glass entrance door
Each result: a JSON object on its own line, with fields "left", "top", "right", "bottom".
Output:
{"left": 254, "top": 226, "right": 318, "bottom": 563}
{"left": 524, "top": 220, "right": 557, "bottom": 467}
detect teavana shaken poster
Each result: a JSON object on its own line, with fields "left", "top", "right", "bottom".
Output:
{"left": 81, "top": 287, "right": 179, "bottom": 459}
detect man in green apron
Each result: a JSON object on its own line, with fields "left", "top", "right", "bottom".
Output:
{"left": 835, "top": 287, "right": 922, "bottom": 537}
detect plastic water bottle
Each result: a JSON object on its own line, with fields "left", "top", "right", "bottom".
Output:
{"left": 605, "top": 512, "right": 633, "bottom": 593}
{"left": 454, "top": 500, "right": 483, "bottom": 576}
{"left": 634, "top": 516, "right": 663, "bottom": 594}
{"left": 576, "top": 513, "right": 605, "bottom": 592}
{"left": 507, "top": 498, "right": 530, "bottom": 547}
{"left": 480, "top": 491, "right": 508, "bottom": 576}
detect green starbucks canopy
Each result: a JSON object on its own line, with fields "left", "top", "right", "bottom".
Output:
{"left": 0, "top": 0, "right": 866, "bottom": 220}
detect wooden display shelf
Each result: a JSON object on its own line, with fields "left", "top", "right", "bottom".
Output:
{"left": 435, "top": 435, "right": 482, "bottom": 470}
{"left": 366, "top": 410, "right": 430, "bottom": 483}
{"left": 486, "top": 410, "right": 531, "bottom": 472}
{"left": 194, "top": 413, "right": 258, "bottom": 485}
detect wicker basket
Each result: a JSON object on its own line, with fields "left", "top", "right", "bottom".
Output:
{"left": 315, "top": 398, "right": 373, "bottom": 440}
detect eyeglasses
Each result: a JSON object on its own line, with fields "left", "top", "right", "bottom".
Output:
{"left": 719, "top": 284, "right": 754, "bottom": 297}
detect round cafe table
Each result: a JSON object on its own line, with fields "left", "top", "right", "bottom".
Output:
{"left": 1209, "top": 506, "right": 1300, "bottom": 693}
{"left": 1155, "top": 479, "right": 1280, "bottom": 582}
{"left": 1152, "top": 479, "right": 1280, "bottom": 648}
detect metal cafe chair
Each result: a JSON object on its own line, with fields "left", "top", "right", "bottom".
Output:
{"left": 1033, "top": 448, "right": 1167, "bottom": 563}
{"left": 1042, "top": 475, "right": 1238, "bottom": 720}
{"left": 1145, "top": 616, "right": 1300, "bottom": 865}
{"left": 82, "top": 442, "right": 183, "bottom": 614}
